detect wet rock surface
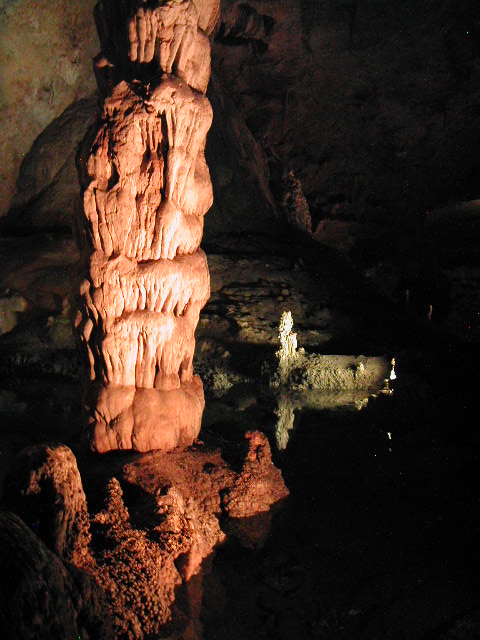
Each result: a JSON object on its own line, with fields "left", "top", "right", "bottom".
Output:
{"left": 5, "top": 1, "right": 480, "bottom": 349}
{"left": 1, "top": 227, "right": 479, "bottom": 639}
{"left": 5, "top": 1, "right": 480, "bottom": 251}
{"left": 2, "top": 2, "right": 480, "bottom": 635}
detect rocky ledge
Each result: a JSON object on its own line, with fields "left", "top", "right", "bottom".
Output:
{"left": 1, "top": 435, "right": 288, "bottom": 640}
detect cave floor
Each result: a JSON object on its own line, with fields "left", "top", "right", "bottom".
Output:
{"left": 1, "top": 230, "right": 479, "bottom": 639}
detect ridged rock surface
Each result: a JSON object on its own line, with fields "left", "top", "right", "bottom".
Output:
{"left": 73, "top": 0, "right": 217, "bottom": 452}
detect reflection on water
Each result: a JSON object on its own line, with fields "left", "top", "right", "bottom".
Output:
{"left": 2, "top": 368, "right": 479, "bottom": 639}
{"left": 201, "top": 366, "right": 480, "bottom": 640}
{"left": 274, "top": 391, "right": 296, "bottom": 450}
{"left": 273, "top": 387, "right": 390, "bottom": 451}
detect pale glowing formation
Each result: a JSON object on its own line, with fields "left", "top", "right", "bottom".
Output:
{"left": 390, "top": 358, "right": 396, "bottom": 381}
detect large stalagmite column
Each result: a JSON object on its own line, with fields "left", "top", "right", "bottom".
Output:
{"left": 72, "top": 0, "right": 219, "bottom": 453}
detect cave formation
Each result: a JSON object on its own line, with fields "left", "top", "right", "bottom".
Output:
{"left": 1, "top": 1, "right": 480, "bottom": 639}
{"left": 73, "top": 0, "right": 217, "bottom": 453}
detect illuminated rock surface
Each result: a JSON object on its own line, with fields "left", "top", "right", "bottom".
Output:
{"left": 73, "top": 0, "right": 216, "bottom": 452}
{"left": 3, "top": 2, "right": 480, "bottom": 638}
{"left": 2, "top": 229, "right": 480, "bottom": 639}
{"left": 2, "top": 439, "right": 288, "bottom": 639}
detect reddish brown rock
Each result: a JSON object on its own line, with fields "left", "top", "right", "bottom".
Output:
{"left": 88, "top": 478, "right": 181, "bottom": 637}
{"left": 2, "top": 444, "right": 91, "bottom": 567}
{"left": 85, "top": 377, "right": 205, "bottom": 453}
{"left": 0, "top": 512, "right": 113, "bottom": 640}
{"left": 94, "top": 0, "right": 216, "bottom": 95}
{"left": 78, "top": 430, "right": 287, "bottom": 637}
{"left": 222, "top": 431, "right": 289, "bottom": 519}
{"left": 76, "top": 80, "right": 213, "bottom": 261}
{"left": 0, "top": 432, "right": 288, "bottom": 638}
{"left": 73, "top": 0, "right": 216, "bottom": 452}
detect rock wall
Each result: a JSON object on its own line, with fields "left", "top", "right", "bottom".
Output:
{"left": 213, "top": 0, "right": 480, "bottom": 253}
{"left": 4, "top": 0, "right": 480, "bottom": 258}
{"left": 0, "top": 0, "right": 99, "bottom": 217}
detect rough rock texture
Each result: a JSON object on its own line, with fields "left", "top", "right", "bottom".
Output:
{"left": 7, "top": 96, "right": 100, "bottom": 229}
{"left": 93, "top": 0, "right": 218, "bottom": 95}
{"left": 0, "top": 511, "right": 113, "bottom": 640}
{"left": 88, "top": 477, "right": 183, "bottom": 637}
{"left": 73, "top": 0, "right": 217, "bottom": 452}
{"left": 0, "top": 0, "right": 99, "bottom": 218}
{"left": 87, "top": 474, "right": 223, "bottom": 637}
{"left": 0, "top": 435, "right": 288, "bottom": 639}
{"left": 81, "top": 431, "right": 288, "bottom": 638}
{"left": 0, "top": 233, "right": 391, "bottom": 386}
{"left": 4, "top": 0, "right": 480, "bottom": 261}
{"left": 2, "top": 73, "right": 276, "bottom": 239}
{"left": 76, "top": 81, "right": 213, "bottom": 261}
{"left": 222, "top": 431, "right": 287, "bottom": 517}
{"left": 2, "top": 443, "right": 91, "bottom": 565}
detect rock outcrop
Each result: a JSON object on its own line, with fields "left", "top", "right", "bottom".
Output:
{"left": 1, "top": 436, "right": 288, "bottom": 639}
{"left": 73, "top": 0, "right": 218, "bottom": 452}
{"left": 2, "top": 443, "right": 91, "bottom": 566}
{"left": 84, "top": 433, "right": 288, "bottom": 637}
{"left": 0, "top": 511, "right": 113, "bottom": 640}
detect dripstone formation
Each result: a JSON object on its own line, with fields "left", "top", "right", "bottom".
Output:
{"left": 73, "top": 0, "right": 219, "bottom": 452}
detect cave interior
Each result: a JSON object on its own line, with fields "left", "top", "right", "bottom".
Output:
{"left": 1, "top": 1, "right": 480, "bottom": 639}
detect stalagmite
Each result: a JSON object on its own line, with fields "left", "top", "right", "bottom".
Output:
{"left": 73, "top": 0, "right": 219, "bottom": 452}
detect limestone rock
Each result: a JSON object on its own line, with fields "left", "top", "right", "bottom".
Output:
{"left": 76, "top": 80, "right": 213, "bottom": 261}
{"left": 1, "top": 77, "right": 277, "bottom": 236}
{"left": 193, "top": 0, "right": 220, "bottom": 35}
{"left": 84, "top": 430, "right": 287, "bottom": 639}
{"left": 0, "top": 0, "right": 98, "bottom": 218}
{"left": 85, "top": 377, "right": 205, "bottom": 453}
{"left": 222, "top": 431, "right": 289, "bottom": 518}
{"left": 7, "top": 96, "right": 99, "bottom": 229}
{"left": 2, "top": 444, "right": 91, "bottom": 566}
{"left": 0, "top": 511, "right": 113, "bottom": 640}
{"left": 94, "top": 0, "right": 213, "bottom": 94}
{"left": 89, "top": 477, "right": 181, "bottom": 637}
{"left": 73, "top": 0, "right": 217, "bottom": 451}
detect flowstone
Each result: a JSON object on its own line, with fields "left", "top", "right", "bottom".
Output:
{"left": 73, "top": 0, "right": 218, "bottom": 452}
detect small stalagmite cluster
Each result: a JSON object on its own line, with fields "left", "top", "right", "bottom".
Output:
{"left": 73, "top": 0, "right": 219, "bottom": 452}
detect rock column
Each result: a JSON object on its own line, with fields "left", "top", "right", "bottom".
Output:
{"left": 73, "top": 0, "right": 219, "bottom": 453}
